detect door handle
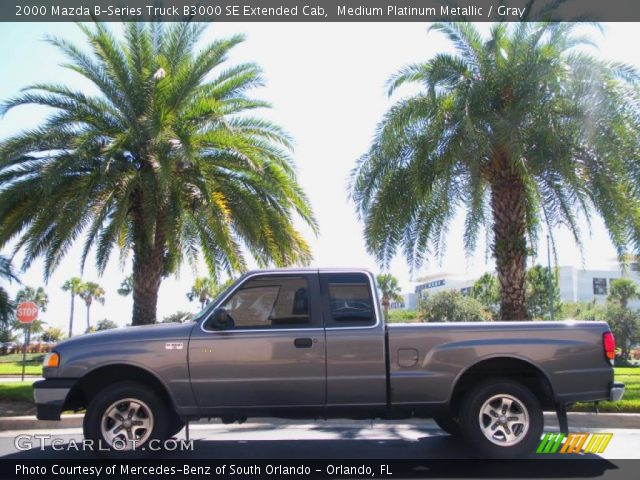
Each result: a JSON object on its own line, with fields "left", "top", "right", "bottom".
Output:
{"left": 294, "top": 337, "right": 313, "bottom": 348}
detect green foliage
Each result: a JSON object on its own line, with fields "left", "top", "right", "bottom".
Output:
{"left": 559, "top": 299, "right": 639, "bottom": 364}
{"left": 40, "top": 327, "right": 64, "bottom": 342}
{"left": 162, "top": 311, "right": 194, "bottom": 323}
{"left": 0, "top": 22, "right": 316, "bottom": 325}
{"left": 61, "top": 277, "right": 85, "bottom": 338}
{"left": 15, "top": 286, "right": 48, "bottom": 312}
{"left": 117, "top": 275, "right": 133, "bottom": 297}
{"left": 376, "top": 274, "right": 403, "bottom": 301}
{"left": 605, "top": 303, "right": 640, "bottom": 364}
{"left": 558, "top": 301, "right": 606, "bottom": 321}
{"left": 61, "top": 278, "right": 83, "bottom": 296}
{"left": 525, "top": 265, "right": 561, "bottom": 320}
{"left": 0, "top": 382, "right": 35, "bottom": 402}
{"left": 0, "top": 256, "right": 19, "bottom": 326}
{"left": 187, "top": 277, "right": 235, "bottom": 310}
{"left": 609, "top": 278, "right": 640, "bottom": 308}
{"left": 376, "top": 273, "right": 403, "bottom": 320}
{"left": 418, "top": 290, "right": 490, "bottom": 323}
{"left": 78, "top": 281, "right": 105, "bottom": 330}
{"left": 471, "top": 273, "right": 500, "bottom": 317}
{"left": 95, "top": 319, "right": 118, "bottom": 331}
{"left": 471, "top": 266, "right": 561, "bottom": 320}
{"left": 0, "top": 326, "right": 15, "bottom": 343}
{"left": 10, "top": 318, "right": 46, "bottom": 340}
{"left": 79, "top": 282, "right": 105, "bottom": 307}
{"left": 387, "top": 309, "right": 419, "bottom": 323}
{"left": 349, "top": 22, "right": 640, "bottom": 320}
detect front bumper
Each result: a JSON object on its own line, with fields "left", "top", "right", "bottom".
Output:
{"left": 33, "top": 379, "right": 76, "bottom": 420}
{"left": 610, "top": 382, "right": 625, "bottom": 402}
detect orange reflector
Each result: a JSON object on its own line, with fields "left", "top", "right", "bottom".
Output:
{"left": 44, "top": 352, "right": 59, "bottom": 368}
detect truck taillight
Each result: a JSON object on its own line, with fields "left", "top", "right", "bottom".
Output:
{"left": 603, "top": 332, "right": 615, "bottom": 364}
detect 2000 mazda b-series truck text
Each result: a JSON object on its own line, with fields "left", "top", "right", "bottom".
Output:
{"left": 34, "top": 269, "right": 625, "bottom": 457}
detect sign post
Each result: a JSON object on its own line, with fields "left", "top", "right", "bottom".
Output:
{"left": 16, "top": 302, "right": 38, "bottom": 382}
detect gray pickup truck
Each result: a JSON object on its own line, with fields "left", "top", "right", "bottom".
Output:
{"left": 34, "top": 269, "right": 624, "bottom": 458}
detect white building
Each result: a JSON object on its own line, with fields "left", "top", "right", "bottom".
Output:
{"left": 391, "top": 262, "right": 640, "bottom": 311}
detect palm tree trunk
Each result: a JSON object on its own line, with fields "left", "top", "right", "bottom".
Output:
{"left": 490, "top": 162, "right": 529, "bottom": 321}
{"left": 382, "top": 298, "right": 390, "bottom": 321}
{"left": 131, "top": 206, "right": 166, "bottom": 326}
{"left": 86, "top": 303, "right": 91, "bottom": 331}
{"left": 68, "top": 294, "right": 75, "bottom": 338}
{"left": 132, "top": 251, "right": 164, "bottom": 325}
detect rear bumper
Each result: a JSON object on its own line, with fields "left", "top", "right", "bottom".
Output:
{"left": 609, "top": 382, "right": 625, "bottom": 402}
{"left": 32, "top": 379, "right": 76, "bottom": 420}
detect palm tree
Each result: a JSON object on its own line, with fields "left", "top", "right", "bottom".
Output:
{"left": 117, "top": 275, "right": 133, "bottom": 297}
{"left": 187, "top": 277, "right": 216, "bottom": 310}
{"left": 78, "top": 281, "right": 105, "bottom": 331}
{"left": 0, "top": 255, "right": 19, "bottom": 326}
{"left": 187, "top": 277, "right": 235, "bottom": 309}
{"left": 15, "top": 286, "right": 49, "bottom": 312}
{"left": 0, "top": 22, "right": 316, "bottom": 325}
{"left": 11, "top": 318, "right": 47, "bottom": 348}
{"left": 41, "top": 326, "right": 64, "bottom": 343}
{"left": 350, "top": 22, "right": 640, "bottom": 320}
{"left": 608, "top": 278, "right": 640, "bottom": 309}
{"left": 62, "top": 277, "right": 83, "bottom": 338}
{"left": 13, "top": 285, "right": 48, "bottom": 351}
{"left": 376, "top": 273, "right": 403, "bottom": 320}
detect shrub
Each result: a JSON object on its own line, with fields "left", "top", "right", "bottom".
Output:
{"left": 387, "top": 309, "right": 419, "bottom": 323}
{"left": 419, "top": 290, "right": 491, "bottom": 323}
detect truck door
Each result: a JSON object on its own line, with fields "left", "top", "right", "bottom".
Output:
{"left": 188, "top": 272, "right": 326, "bottom": 408}
{"left": 320, "top": 272, "right": 387, "bottom": 406}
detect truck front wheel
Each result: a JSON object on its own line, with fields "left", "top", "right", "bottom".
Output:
{"left": 459, "top": 379, "right": 543, "bottom": 459}
{"left": 83, "top": 381, "right": 171, "bottom": 454}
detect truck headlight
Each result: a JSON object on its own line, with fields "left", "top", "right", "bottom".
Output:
{"left": 43, "top": 352, "right": 59, "bottom": 368}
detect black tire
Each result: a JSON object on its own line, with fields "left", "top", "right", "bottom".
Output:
{"left": 434, "top": 415, "right": 462, "bottom": 436}
{"left": 83, "top": 381, "right": 171, "bottom": 455}
{"left": 458, "top": 379, "right": 543, "bottom": 459}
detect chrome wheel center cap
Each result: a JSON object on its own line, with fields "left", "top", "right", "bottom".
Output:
{"left": 498, "top": 415, "right": 507, "bottom": 424}
{"left": 123, "top": 419, "right": 132, "bottom": 428}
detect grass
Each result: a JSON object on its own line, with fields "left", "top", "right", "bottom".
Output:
{"left": 0, "top": 353, "right": 43, "bottom": 364}
{"left": 0, "top": 353, "right": 44, "bottom": 375}
{"left": 0, "top": 363, "right": 42, "bottom": 375}
{"left": 0, "top": 382, "right": 33, "bottom": 402}
{"left": 0, "top": 382, "right": 36, "bottom": 416}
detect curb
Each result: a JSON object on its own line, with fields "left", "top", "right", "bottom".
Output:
{"left": 1, "top": 412, "right": 639, "bottom": 432}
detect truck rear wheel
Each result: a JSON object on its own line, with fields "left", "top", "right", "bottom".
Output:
{"left": 459, "top": 379, "right": 543, "bottom": 459}
{"left": 83, "top": 381, "right": 171, "bottom": 454}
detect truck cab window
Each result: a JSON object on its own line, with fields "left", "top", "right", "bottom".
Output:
{"left": 214, "top": 276, "right": 312, "bottom": 329}
{"left": 323, "top": 273, "right": 376, "bottom": 327}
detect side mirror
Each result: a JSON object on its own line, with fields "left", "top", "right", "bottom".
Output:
{"left": 209, "top": 308, "right": 232, "bottom": 330}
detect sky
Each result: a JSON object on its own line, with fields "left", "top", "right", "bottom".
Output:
{"left": 0, "top": 22, "right": 639, "bottom": 334}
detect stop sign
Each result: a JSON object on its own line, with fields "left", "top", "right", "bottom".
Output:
{"left": 16, "top": 302, "right": 38, "bottom": 324}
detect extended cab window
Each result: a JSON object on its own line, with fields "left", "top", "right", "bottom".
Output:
{"left": 218, "top": 276, "right": 312, "bottom": 329}
{"left": 322, "top": 273, "right": 376, "bottom": 327}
